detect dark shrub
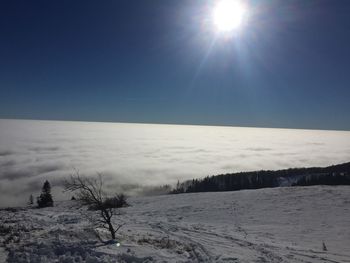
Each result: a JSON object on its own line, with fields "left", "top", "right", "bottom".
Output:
{"left": 102, "top": 194, "right": 128, "bottom": 209}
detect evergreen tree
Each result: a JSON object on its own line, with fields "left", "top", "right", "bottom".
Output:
{"left": 37, "top": 180, "right": 54, "bottom": 208}
{"left": 28, "top": 194, "right": 34, "bottom": 205}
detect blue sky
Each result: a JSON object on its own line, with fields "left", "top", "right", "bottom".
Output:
{"left": 0, "top": 0, "right": 350, "bottom": 130}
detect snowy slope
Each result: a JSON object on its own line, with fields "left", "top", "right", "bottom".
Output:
{"left": 1, "top": 185, "right": 350, "bottom": 262}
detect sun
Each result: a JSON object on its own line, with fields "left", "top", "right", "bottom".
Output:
{"left": 213, "top": 0, "right": 247, "bottom": 32}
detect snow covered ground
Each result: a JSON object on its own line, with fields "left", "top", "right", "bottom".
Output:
{"left": 1, "top": 185, "right": 349, "bottom": 262}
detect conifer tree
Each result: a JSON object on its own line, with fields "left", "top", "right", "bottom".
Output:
{"left": 37, "top": 180, "right": 54, "bottom": 208}
{"left": 28, "top": 194, "right": 34, "bottom": 205}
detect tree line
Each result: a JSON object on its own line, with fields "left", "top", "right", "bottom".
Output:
{"left": 171, "top": 162, "right": 350, "bottom": 194}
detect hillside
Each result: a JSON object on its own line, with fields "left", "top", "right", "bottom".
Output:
{"left": 175, "top": 162, "right": 350, "bottom": 194}
{"left": 1, "top": 186, "right": 350, "bottom": 262}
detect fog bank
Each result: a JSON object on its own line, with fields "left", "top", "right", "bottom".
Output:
{"left": 1, "top": 119, "right": 350, "bottom": 206}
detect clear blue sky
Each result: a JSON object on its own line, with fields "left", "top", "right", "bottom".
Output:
{"left": 0, "top": 0, "right": 349, "bottom": 130}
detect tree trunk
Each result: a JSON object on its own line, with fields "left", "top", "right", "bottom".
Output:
{"left": 108, "top": 222, "right": 116, "bottom": 239}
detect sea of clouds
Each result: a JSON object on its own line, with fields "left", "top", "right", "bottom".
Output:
{"left": 1, "top": 119, "right": 350, "bottom": 206}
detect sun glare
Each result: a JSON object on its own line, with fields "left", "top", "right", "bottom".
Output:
{"left": 213, "top": 0, "right": 247, "bottom": 32}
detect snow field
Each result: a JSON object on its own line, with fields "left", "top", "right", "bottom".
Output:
{"left": 0, "top": 185, "right": 349, "bottom": 262}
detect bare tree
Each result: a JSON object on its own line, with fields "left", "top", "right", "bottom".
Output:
{"left": 64, "top": 172, "right": 124, "bottom": 240}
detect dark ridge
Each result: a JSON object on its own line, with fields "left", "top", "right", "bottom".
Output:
{"left": 171, "top": 162, "right": 350, "bottom": 194}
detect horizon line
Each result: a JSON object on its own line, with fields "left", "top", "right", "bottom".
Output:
{"left": 1, "top": 117, "right": 349, "bottom": 133}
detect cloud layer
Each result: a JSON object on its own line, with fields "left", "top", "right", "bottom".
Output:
{"left": 1, "top": 119, "right": 350, "bottom": 206}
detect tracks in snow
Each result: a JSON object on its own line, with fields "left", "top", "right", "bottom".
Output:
{"left": 129, "top": 214, "right": 348, "bottom": 263}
